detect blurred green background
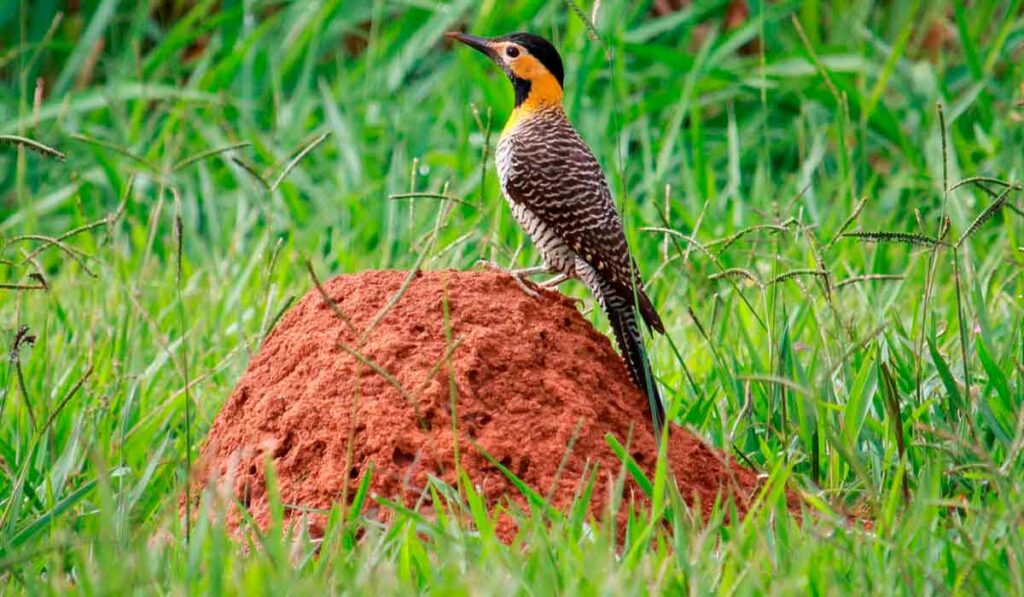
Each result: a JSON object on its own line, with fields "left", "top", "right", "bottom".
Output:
{"left": 1, "top": 0, "right": 1023, "bottom": 593}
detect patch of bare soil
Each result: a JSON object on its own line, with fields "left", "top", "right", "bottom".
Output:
{"left": 191, "top": 270, "right": 785, "bottom": 539}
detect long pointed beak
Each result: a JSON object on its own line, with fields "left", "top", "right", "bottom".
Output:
{"left": 446, "top": 31, "right": 496, "bottom": 59}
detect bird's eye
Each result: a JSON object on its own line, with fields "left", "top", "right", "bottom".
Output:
{"left": 505, "top": 46, "right": 520, "bottom": 58}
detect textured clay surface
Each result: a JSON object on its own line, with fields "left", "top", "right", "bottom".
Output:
{"left": 193, "top": 270, "right": 775, "bottom": 539}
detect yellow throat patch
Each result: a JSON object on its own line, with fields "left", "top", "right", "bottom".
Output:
{"left": 501, "top": 54, "right": 564, "bottom": 137}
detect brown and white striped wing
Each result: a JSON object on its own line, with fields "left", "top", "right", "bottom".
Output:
{"left": 501, "top": 116, "right": 664, "bottom": 332}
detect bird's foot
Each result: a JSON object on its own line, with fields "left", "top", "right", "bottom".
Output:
{"left": 538, "top": 273, "right": 571, "bottom": 288}
{"left": 474, "top": 260, "right": 546, "bottom": 298}
{"left": 559, "top": 294, "right": 586, "bottom": 308}
{"left": 512, "top": 276, "right": 541, "bottom": 298}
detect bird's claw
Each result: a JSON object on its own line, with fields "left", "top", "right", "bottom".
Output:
{"left": 513, "top": 277, "right": 541, "bottom": 298}
{"left": 538, "top": 273, "right": 570, "bottom": 289}
{"left": 472, "top": 260, "right": 541, "bottom": 298}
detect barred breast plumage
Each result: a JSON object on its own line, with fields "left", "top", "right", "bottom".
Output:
{"left": 495, "top": 107, "right": 664, "bottom": 334}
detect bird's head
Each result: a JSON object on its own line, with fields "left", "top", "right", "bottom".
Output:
{"left": 446, "top": 31, "right": 565, "bottom": 110}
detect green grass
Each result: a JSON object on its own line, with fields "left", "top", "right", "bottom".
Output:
{"left": 2, "top": 0, "right": 1024, "bottom": 593}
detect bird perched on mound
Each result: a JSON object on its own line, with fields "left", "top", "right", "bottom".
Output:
{"left": 447, "top": 31, "right": 667, "bottom": 435}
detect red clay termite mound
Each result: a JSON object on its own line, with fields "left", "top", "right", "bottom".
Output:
{"left": 193, "top": 270, "right": 773, "bottom": 539}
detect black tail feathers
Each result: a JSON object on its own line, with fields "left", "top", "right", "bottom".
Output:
{"left": 603, "top": 287, "right": 665, "bottom": 438}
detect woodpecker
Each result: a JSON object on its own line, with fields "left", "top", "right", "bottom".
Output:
{"left": 447, "top": 31, "right": 667, "bottom": 435}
